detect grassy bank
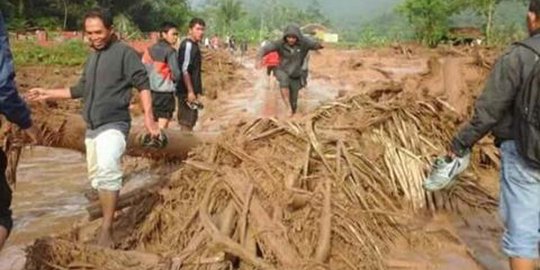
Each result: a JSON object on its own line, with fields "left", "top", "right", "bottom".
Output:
{"left": 11, "top": 40, "right": 88, "bottom": 67}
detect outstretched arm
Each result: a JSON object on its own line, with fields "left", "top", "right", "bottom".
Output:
{"left": 304, "top": 37, "right": 324, "bottom": 51}
{"left": 28, "top": 60, "right": 86, "bottom": 101}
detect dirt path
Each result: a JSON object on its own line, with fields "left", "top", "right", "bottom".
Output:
{"left": 197, "top": 56, "right": 341, "bottom": 132}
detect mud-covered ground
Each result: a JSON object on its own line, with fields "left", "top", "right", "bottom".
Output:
{"left": 1, "top": 45, "right": 516, "bottom": 269}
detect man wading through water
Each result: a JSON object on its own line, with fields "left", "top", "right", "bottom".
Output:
{"left": 425, "top": 1, "right": 540, "bottom": 269}
{"left": 28, "top": 8, "right": 160, "bottom": 247}
{"left": 177, "top": 18, "right": 206, "bottom": 131}
{"left": 0, "top": 12, "right": 40, "bottom": 250}
{"left": 143, "top": 22, "right": 181, "bottom": 129}
{"left": 257, "top": 24, "right": 323, "bottom": 117}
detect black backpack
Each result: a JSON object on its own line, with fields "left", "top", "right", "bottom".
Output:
{"left": 513, "top": 37, "right": 540, "bottom": 166}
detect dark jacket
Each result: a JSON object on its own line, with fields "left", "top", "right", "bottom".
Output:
{"left": 142, "top": 40, "right": 180, "bottom": 93}
{"left": 177, "top": 38, "right": 203, "bottom": 96}
{"left": 258, "top": 25, "right": 322, "bottom": 78}
{"left": 0, "top": 13, "right": 32, "bottom": 129}
{"left": 70, "top": 39, "right": 150, "bottom": 130}
{"left": 451, "top": 33, "right": 540, "bottom": 155}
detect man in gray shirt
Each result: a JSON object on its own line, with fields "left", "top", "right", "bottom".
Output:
{"left": 28, "top": 8, "right": 160, "bottom": 247}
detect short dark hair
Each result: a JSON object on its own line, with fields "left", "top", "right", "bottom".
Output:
{"left": 189, "top": 18, "right": 206, "bottom": 29}
{"left": 531, "top": 0, "right": 540, "bottom": 17}
{"left": 160, "top": 22, "right": 177, "bottom": 34}
{"left": 84, "top": 8, "right": 113, "bottom": 29}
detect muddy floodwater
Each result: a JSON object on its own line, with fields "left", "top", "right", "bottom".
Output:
{"left": 0, "top": 147, "right": 87, "bottom": 268}
{"left": 0, "top": 146, "right": 158, "bottom": 269}
{"left": 10, "top": 147, "right": 88, "bottom": 245}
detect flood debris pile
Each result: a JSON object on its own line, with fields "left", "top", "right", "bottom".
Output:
{"left": 202, "top": 50, "right": 239, "bottom": 100}
{"left": 25, "top": 91, "right": 498, "bottom": 270}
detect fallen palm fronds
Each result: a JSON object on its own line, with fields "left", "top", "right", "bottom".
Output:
{"left": 26, "top": 92, "right": 498, "bottom": 270}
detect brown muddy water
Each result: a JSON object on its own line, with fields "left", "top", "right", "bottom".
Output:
{"left": 0, "top": 147, "right": 87, "bottom": 269}
{"left": 0, "top": 146, "right": 159, "bottom": 269}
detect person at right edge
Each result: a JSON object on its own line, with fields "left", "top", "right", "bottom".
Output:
{"left": 0, "top": 12, "right": 39, "bottom": 250}
{"left": 257, "top": 24, "right": 323, "bottom": 117}
{"left": 177, "top": 18, "right": 206, "bottom": 131}
{"left": 431, "top": 1, "right": 540, "bottom": 269}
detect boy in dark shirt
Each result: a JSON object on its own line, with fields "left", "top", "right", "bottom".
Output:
{"left": 177, "top": 18, "right": 206, "bottom": 131}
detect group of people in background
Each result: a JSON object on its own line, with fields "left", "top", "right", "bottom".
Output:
{"left": 143, "top": 18, "right": 206, "bottom": 132}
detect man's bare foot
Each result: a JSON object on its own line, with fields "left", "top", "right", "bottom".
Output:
{"left": 97, "top": 227, "right": 114, "bottom": 248}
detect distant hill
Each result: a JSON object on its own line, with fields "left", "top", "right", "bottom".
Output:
{"left": 189, "top": 0, "right": 403, "bottom": 30}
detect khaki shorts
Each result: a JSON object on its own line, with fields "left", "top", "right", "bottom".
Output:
{"left": 84, "top": 129, "right": 126, "bottom": 191}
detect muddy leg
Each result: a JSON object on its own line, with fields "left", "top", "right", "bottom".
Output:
{"left": 90, "top": 130, "right": 125, "bottom": 248}
{"left": 509, "top": 258, "right": 535, "bottom": 270}
{"left": 275, "top": 69, "right": 293, "bottom": 115}
{"left": 280, "top": 87, "right": 291, "bottom": 114}
{"left": 262, "top": 84, "right": 277, "bottom": 118}
{"left": 0, "top": 227, "right": 7, "bottom": 250}
{"left": 0, "top": 149, "right": 11, "bottom": 251}
{"left": 289, "top": 85, "right": 300, "bottom": 115}
{"left": 158, "top": 118, "right": 170, "bottom": 129}
{"left": 97, "top": 190, "right": 118, "bottom": 248}
{"left": 178, "top": 124, "right": 193, "bottom": 132}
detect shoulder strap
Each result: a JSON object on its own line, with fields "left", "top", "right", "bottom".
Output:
{"left": 515, "top": 37, "right": 540, "bottom": 57}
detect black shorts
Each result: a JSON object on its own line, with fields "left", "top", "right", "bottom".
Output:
{"left": 177, "top": 94, "right": 199, "bottom": 129}
{"left": 152, "top": 91, "right": 175, "bottom": 120}
{"left": 0, "top": 149, "right": 12, "bottom": 234}
{"left": 274, "top": 69, "right": 303, "bottom": 92}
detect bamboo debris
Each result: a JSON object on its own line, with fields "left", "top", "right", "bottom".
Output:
{"left": 25, "top": 93, "right": 498, "bottom": 270}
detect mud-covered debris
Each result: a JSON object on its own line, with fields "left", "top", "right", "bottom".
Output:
{"left": 25, "top": 91, "right": 498, "bottom": 270}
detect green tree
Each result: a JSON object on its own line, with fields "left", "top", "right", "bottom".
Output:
{"left": 466, "top": 0, "right": 527, "bottom": 45}
{"left": 2, "top": 0, "right": 190, "bottom": 32}
{"left": 398, "top": 0, "right": 463, "bottom": 47}
{"left": 216, "top": 0, "right": 246, "bottom": 34}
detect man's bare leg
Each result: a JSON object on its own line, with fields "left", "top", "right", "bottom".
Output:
{"left": 97, "top": 190, "right": 119, "bottom": 247}
{"left": 158, "top": 118, "right": 170, "bottom": 129}
{"left": 510, "top": 258, "right": 535, "bottom": 270}
{"left": 179, "top": 124, "right": 193, "bottom": 132}
{"left": 0, "top": 226, "right": 8, "bottom": 250}
{"left": 279, "top": 87, "right": 291, "bottom": 115}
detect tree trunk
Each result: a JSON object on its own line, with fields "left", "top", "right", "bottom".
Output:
{"left": 31, "top": 113, "right": 209, "bottom": 160}
{"left": 18, "top": 0, "right": 24, "bottom": 17}
{"left": 485, "top": 0, "right": 495, "bottom": 45}
{"left": 62, "top": 0, "right": 68, "bottom": 30}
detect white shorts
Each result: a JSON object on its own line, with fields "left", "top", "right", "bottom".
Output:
{"left": 84, "top": 129, "right": 126, "bottom": 191}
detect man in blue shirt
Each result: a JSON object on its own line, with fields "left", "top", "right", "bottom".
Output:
{"left": 0, "top": 12, "right": 39, "bottom": 250}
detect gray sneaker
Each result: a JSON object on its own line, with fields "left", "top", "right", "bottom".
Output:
{"left": 423, "top": 152, "right": 471, "bottom": 191}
